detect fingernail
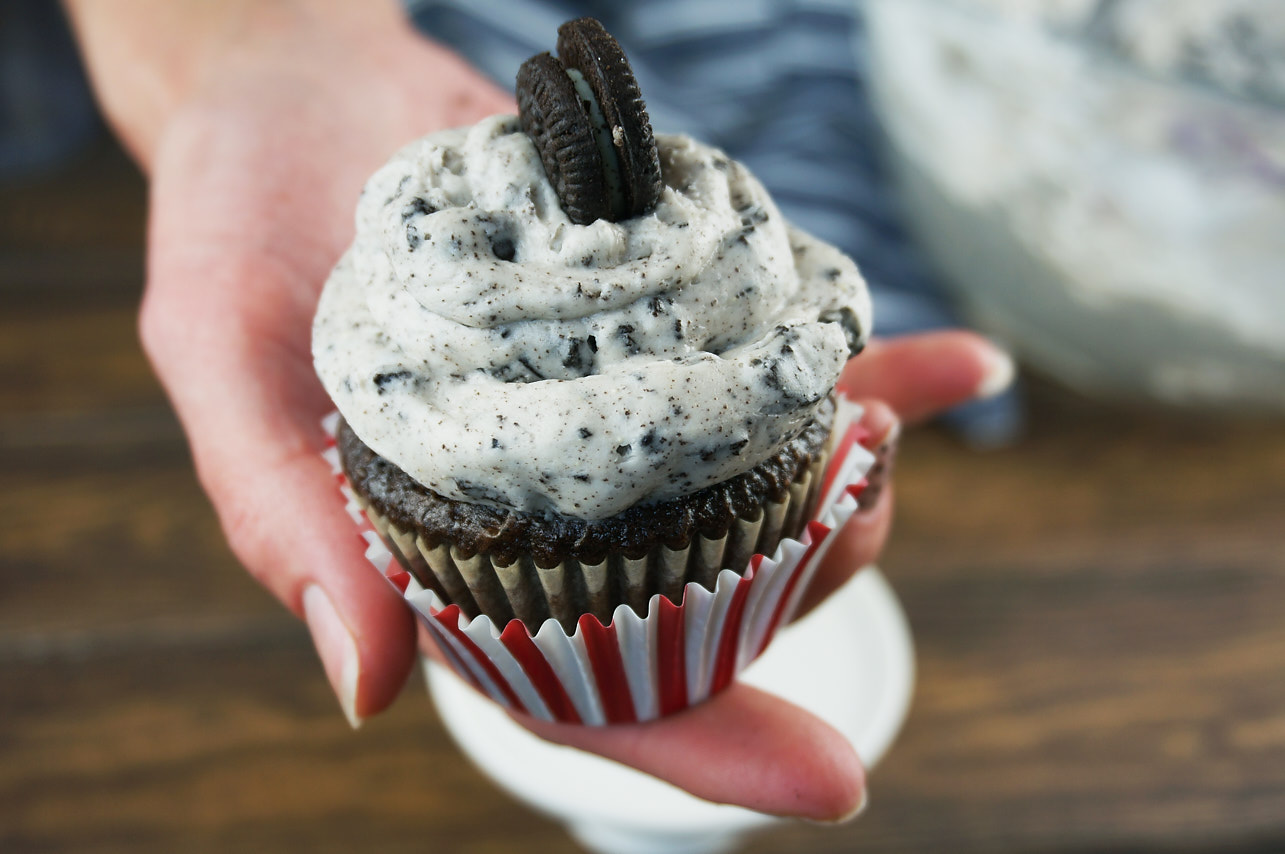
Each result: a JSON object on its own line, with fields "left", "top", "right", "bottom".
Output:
{"left": 858, "top": 419, "right": 899, "bottom": 513}
{"left": 976, "top": 343, "right": 1016, "bottom": 400}
{"left": 303, "top": 584, "right": 363, "bottom": 729}
{"left": 806, "top": 788, "right": 869, "bottom": 826}
{"left": 839, "top": 788, "right": 869, "bottom": 822}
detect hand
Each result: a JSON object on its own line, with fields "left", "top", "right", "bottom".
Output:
{"left": 67, "top": 0, "right": 1015, "bottom": 824}
{"left": 68, "top": 0, "right": 512, "bottom": 727}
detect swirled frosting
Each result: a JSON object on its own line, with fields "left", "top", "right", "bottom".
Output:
{"left": 313, "top": 115, "right": 871, "bottom": 519}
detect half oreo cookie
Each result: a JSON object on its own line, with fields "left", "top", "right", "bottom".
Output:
{"left": 517, "top": 17, "right": 662, "bottom": 225}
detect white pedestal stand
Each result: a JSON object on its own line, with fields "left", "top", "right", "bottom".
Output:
{"left": 426, "top": 567, "right": 915, "bottom": 854}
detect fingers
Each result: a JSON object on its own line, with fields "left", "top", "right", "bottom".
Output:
{"left": 414, "top": 334, "right": 1003, "bottom": 816}
{"left": 840, "top": 331, "right": 1013, "bottom": 424}
{"left": 419, "top": 630, "right": 866, "bottom": 819}
{"left": 515, "top": 682, "right": 866, "bottom": 822}
{"left": 805, "top": 330, "right": 1013, "bottom": 612}
{"left": 410, "top": 402, "right": 902, "bottom": 820}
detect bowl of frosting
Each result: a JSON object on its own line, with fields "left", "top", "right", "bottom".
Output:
{"left": 864, "top": 0, "right": 1285, "bottom": 411}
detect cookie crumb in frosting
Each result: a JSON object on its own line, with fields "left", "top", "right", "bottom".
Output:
{"left": 312, "top": 120, "right": 872, "bottom": 518}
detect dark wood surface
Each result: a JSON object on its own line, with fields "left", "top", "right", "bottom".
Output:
{"left": 2, "top": 139, "right": 1284, "bottom": 854}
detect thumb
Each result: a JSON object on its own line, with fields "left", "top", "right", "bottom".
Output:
{"left": 140, "top": 291, "right": 417, "bottom": 727}
{"left": 213, "top": 434, "right": 418, "bottom": 727}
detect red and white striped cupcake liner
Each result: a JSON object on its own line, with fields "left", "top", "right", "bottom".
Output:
{"left": 323, "top": 397, "right": 874, "bottom": 724}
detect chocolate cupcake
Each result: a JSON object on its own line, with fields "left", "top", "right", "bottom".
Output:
{"left": 313, "top": 19, "right": 871, "bottom": 657}
{"left": 336, "top": 398, "right": 832, "bottom": 632}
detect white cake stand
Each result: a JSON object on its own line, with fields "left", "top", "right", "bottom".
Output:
{"left": 426, "top": 567, "right": 915, "bottom": 854}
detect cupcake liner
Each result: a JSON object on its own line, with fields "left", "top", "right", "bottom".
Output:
{"left": 321, "top": 396, "right": 874, "bottom": 723}
{"left": 351, "top": 453, "right": 826, "bottom": 634}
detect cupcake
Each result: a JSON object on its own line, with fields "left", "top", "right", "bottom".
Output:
{"left": 313, "top": 19, "right": 874, "bottom": 721}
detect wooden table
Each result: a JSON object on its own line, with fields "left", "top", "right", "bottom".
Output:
{"left": 3, "top": 140, "right": 1284, "bottom": 853}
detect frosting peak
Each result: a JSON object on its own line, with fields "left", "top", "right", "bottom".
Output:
{"left": 314, "top": 115, "right": 871, "bottom": 519}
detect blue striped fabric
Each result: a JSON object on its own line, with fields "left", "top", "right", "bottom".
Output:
{"left": 405, "top": 0, "right": 1021, "bottom": 440}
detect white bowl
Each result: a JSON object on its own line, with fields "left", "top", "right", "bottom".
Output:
{"left": 864, "top": 0, "right": 1285, "bottom": 410}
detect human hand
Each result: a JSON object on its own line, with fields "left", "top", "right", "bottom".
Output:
{"left": 68, "top": 0, "right": 512, "bottom": 727}
{"left": 68, "top": 0, "right": 1015, "bottom": 824}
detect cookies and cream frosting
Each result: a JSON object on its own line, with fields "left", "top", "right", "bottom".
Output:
{"left": 313, "top": 115, "right": 870, "bottom": 519}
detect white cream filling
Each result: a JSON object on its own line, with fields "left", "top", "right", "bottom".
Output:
{"left": 565, "top": 66, "right": 626, "bottom": 218}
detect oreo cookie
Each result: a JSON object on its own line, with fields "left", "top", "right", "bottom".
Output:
{"left": 516, "top": 53, "right": 612, "bottom": 225}
{"left": 517, "top": 17, "right": 662, "bottom": 225}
